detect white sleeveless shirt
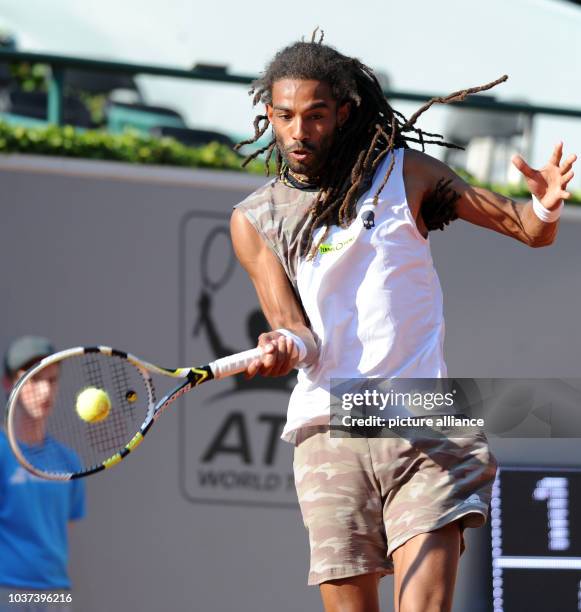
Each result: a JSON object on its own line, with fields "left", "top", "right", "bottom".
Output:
{"left": 236, "top": 148, "right": 447, "bottom": 443}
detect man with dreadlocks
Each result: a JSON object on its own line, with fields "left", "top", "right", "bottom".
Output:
{"left": 230, "top": 33, "right": 576, "bottom": 612}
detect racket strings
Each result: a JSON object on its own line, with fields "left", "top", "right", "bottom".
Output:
{"left": 9, "top": 353, "right": 154, "bottom": 477}
{"left": 111, "top": 358, "right": 132, "bottom": 410}
{"left": 83, "top": 355, "right": 106, "bottom": 388}
{"left": 82, "top": 355, "right": 129, "bottom": 454}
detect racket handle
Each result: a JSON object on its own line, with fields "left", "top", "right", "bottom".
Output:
{"left": 209, "top": 347, "right": 263, "bottom": 379}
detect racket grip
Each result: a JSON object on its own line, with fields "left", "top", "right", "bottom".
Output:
{"left": 209, "top": 347, "right": 263, "bottom": 379}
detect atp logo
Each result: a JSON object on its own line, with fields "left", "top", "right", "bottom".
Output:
{"left": 180, "top": 214, "right": 297, "bottom": 509}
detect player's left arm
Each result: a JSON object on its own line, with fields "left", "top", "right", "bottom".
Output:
{"left": 410, "top": 143, "right": 576, "bottom": 247}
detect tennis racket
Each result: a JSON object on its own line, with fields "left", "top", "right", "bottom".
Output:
{"left": 5, "top": 345, "right": 262, "bottom": 481}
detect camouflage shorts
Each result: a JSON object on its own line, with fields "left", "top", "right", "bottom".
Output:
{"left": 293, "top": 426, "right": 497, "bottom": 585}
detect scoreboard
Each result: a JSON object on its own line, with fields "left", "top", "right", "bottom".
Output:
{"left": 491, "top": 466, "right": 581, "bottom": 611}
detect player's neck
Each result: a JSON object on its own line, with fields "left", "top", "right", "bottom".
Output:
{"left": 289, "top": 168, "right": 315, "bottom": 183}
{"left": 282, "top": 167, "right": 320, "bottom": 191}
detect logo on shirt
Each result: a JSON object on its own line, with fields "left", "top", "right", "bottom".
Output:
{"left": 9, "top": 466, "right": 46, "bottom": 484}
{"left": 318, "top": 236, "right": 355, "bottom": 255}
{"left": 362, "top": 210, "right": 375, "bottom": 230}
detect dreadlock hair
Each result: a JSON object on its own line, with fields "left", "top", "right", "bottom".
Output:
{"left": 236, "top": 31, "right": 507, "bottom": 258}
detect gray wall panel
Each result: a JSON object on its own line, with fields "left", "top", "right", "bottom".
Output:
{"left": 1, "top": 155, "right": 579, "bottom": 612}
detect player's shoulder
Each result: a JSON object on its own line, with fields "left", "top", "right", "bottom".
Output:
{"left": 234, "top": 177, "right": 278, "bottom": 214}
{"left": 370, "top": 147, "right": 436, "bottom": 187}
{"left": 235, "top": 175, "right": 311, "bottom": 216}
{"left": 402, "top": 147, "right": 455, "bottom": 190}
{"left": 402, "top": 147, "right": 439, "bottom": 172}
{"left": 404, "top": 148, "right": 450, "bottom": 174}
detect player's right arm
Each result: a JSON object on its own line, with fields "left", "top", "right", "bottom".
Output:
{"left": 230, "top": 208, "right": 319, "bottom": 378}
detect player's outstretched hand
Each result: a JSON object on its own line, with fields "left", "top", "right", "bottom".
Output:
{"left": 512, "top": 142, "right": 577, "bottom": 211}
{"left": 245, "top": 331, "right": 300, "bottom": 379}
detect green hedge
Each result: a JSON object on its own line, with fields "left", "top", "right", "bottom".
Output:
{"left": 0, "top": 121, "right": 579, "bottom": 204}
{"left": 0, "top": 121, "right": 265, "bottom": 173}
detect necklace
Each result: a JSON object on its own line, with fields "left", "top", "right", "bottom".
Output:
{"left": 281, "top": 167, "right": 320, "bottom": 191}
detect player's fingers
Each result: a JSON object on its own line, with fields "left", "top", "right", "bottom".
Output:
{"left": 266, "top": 337, "right": 298, "bottom": 377}
{"left": 253, "top": 333, "right": 300, "bottom": 377}
{"left": 561, "top": 170, "right": 574, "bottom": 186}
{"left": 271, "top": 335, "right": 288, "bottom": 376}
{"left": 286, "top": 336, "right": 299, "bottom": 362}
{"left": 550, "top": 141, "right": 563, "bottom": 166}
{"left": 511, "top": 155, "right": 536, "bottom": 179}
{"left": 278, "top": 337, "right": 299, "bottom": 376}
{"left": 560, "top": 154, "right": 577, "bottom": 174}
{"left": 244, "top": 358, "right": 261, "bottom": 380}
{"left": 259, "top": 340, "right": 276, "bottom": 363}
{"left": 265, "top": 337, "right": 292, "bottom": 375}
{"left": 257, "top": 333, "right": 276, "bottom": 350}
{"left": 261, "top": 345, "right": 277, "bottom": 371}
{"left": 562, "top": 191, "right": 572, "bottom": 200}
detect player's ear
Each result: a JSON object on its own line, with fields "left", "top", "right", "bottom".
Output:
{"left": 337, "top": 101, "right": 351, "bottom": 128}
{"left": 266, "top": 104, "right": 274, "bottom": 123}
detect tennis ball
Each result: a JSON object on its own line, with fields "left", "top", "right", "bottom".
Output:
{"left": 76, "top": 387, "right": 111, "bottom": 423}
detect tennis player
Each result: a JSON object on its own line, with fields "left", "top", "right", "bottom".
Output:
{"left": 231, "top": 38, "right": 576, "bottom": 612}
{"left": 0, "top": 336, "right": 85, "bottom": 611}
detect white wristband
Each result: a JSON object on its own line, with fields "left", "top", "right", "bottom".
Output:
{"left": 276, "top": 329, "right": 308, "bottom": 367}
{"left": 532, "top": 194, "right": 563, "bottom": 223}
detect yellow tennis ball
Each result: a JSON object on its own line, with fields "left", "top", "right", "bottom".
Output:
{"left": 76, "top": 387, "right": 111, "bottom": 423}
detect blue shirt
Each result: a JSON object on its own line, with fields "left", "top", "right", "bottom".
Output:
{"left": 0, "top": 431, "right": 86, "bottom": 589}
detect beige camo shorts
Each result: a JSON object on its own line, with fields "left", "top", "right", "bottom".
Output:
{"left": 293, "top": 426, "right": 497, "bottom": 585}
